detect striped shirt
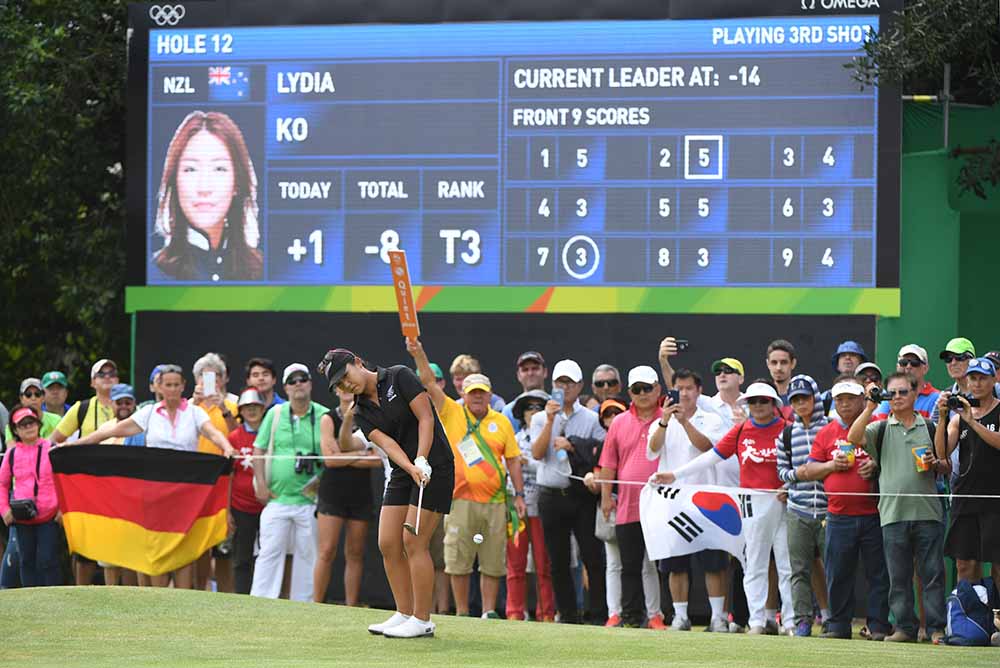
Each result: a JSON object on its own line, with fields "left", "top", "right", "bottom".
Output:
{"left": 776, "top": 376, "right": 829, "bottom": 519}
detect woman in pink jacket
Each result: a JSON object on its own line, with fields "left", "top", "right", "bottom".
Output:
{"left": 0, "top": 405, "right": 61, "bottom": 586}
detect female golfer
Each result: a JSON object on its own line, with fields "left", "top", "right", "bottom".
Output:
{"left": 153, "top": 110, "right": 262, "bottom": 281}
{"left": 319, "top": 348, "right": 454, "bottom": 639}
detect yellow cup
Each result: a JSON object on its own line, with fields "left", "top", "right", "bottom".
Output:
{"left": 837, "top": 443, "right": 855, "bottom": 466}
{"left": 912, "top": 446, "right": 930, "bottom": 472}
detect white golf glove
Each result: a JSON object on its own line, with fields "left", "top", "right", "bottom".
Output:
{"left": 414, "top": 456, "right": 432, "bottom": 483}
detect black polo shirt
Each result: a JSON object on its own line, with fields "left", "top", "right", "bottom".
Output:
{"left": 353, "top": 365, "right": 453, "bottom": 470}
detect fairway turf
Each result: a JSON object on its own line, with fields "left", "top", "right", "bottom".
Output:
{"left": 2, "top": 587, "right": 995, "bottom": 667}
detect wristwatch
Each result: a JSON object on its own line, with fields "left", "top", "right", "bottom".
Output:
{"left": 658, "top": 420, "right": 669, "bottom": 429}
{"left": 514, "top": 491, "right": 525, "bottom": 498}
{"left": 221, "top": 408, "right": 232, "bottom": 418}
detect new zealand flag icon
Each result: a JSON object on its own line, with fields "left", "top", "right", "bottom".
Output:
{"left": 691, "top": 491, "right": 742, "bottom": 536}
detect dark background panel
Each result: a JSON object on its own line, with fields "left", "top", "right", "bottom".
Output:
{"left": 134, "top": 312, "right": 875, "bottom": 406}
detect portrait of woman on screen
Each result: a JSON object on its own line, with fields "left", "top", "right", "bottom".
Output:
{"left": 153, "top": 110, "right": 263, "bottom": 281}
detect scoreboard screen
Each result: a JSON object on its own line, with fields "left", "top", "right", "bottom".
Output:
{"left": 141, "top": 15, "right": 893, "bottom": 292}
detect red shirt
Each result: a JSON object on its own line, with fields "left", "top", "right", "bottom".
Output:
{"left": 809, "top": 419, "right": 877, "bottom": 516}
{"left": 229, "top": 426, "right": 265, "bottom": 514}
{"left": 598, "top": 404, "right": 662, "bottom": 524}
{"left": 714, "top": 418, "right": 785, "bottom": 490}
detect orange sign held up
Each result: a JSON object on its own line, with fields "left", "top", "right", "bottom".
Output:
{"left": 388, "top": 250, "right": 420, "bottom": 339}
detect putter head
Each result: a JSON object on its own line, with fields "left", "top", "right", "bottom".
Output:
{"left": 402, "top": 522, "right": 417, "bottom": 536}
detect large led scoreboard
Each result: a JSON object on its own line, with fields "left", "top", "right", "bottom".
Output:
{"left": 127, "top": 0, "right": 900, "bottom": 314}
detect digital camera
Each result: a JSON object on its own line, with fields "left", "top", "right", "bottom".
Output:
{"left": 294, "top": 451, "right": 315, "bottom": 475}
{"left": 947, "top": 392, "right": 981, "bottom": 410}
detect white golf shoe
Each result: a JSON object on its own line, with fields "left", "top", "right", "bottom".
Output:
{"left": 368, "top": 612, "right": 410, "bottom": 635}
{"left": 383, "top": 616, "right": 435, "bottom": 639}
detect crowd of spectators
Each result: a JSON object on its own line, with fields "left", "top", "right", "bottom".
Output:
{"left": 1, "top": 334, "right": 999, "bottom": 645}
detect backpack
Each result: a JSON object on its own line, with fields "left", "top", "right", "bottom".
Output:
{"left": 944, "top": 578, "right": 999, "bottom": 646}
{"left": 872, "top": 417, "right": 936, "bottom": 465}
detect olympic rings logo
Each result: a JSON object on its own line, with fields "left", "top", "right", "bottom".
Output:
{"left": 149, "top": 4, "right": 186, "bottom": 26}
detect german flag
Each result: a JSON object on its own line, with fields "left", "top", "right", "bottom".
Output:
{"left": 50, "top": 445, "right": 232, "bottom": 576}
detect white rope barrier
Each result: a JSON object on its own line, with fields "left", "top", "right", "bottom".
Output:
{"left": 565, "top": 473, "right": 1000, "bottom": 500}
{"left": 236, "top": 454, "right": 382, "bottom": 461}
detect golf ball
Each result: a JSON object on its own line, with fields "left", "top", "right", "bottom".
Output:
{"left": 473, "top": 533, "right": 484, "bottom": 544}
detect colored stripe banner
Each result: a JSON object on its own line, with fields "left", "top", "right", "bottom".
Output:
{"left": 49, "top": 445, "right": 232, "bottom": 576}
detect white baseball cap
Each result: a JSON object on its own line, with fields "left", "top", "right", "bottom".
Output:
{"left": 739, "top": 382, "right": 783, "bottom": 408}
{"left": 831, "top": 381, "right": 865, "bottom": 397}
{"left": 897, "top": 344, "right": 928, "bottom": 366}
{"left": 627, "top": 365, "right": 658, "bottom": 387}
{"left": 90, "top": 359, "right": 117, "bottom": 379}
{"left": 237, "top": 388, "right": 265, "bottom": 407}
{"left": 551, "top": 359, "right": 583, "bottom": 383}
{"left": 282, "top": 363, "right": 311, "bottom": 384}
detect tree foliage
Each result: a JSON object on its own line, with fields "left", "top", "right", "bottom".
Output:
{"left": 851, "top": 0, "right": 1000, "bottom": 198}
{"left": 0, "top": 0, "right": 129, "bottom": 406}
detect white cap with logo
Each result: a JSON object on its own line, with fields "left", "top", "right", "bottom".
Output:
{"left": 897, "top": 344, "right": 928, "bottom": 366}
{"left": 831, "top": 381, "right": 865, "bottom": 397}
{"left": 282, "top": 363, "right": 311, "bottom": 384}
{"left": 627, "top": 365, "right": 658, "bottom": 387}
{"left": 90, "top": 358, "right": 117, "bottom": 379}
{"left": 739, "top": 381, "right": 783, "bottom": 408}
{"left": 551, "top": 359, "right": 583, "bottom": 383}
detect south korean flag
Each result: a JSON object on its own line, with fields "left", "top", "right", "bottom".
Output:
{"left": 640, "top": 483, "right": 755, "bottom": 568}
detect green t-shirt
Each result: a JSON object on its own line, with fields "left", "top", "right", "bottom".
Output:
{"left": 254, "top": 401, "right": 329, "bottom": 505}
{"left": 864, "top": 415, "right": 942, "bottom": 526}
{"left": 5, "top": 411, "right": 62, "bottom": 443}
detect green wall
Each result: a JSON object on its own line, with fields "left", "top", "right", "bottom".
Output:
{"left": 876, "top": 104, "right": 1000, "bottom": 388}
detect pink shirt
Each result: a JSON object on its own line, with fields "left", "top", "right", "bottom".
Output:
{"left": 0, "top": 439, "right": 59, "bottom": 523}
{"left": 598, "top": 404, "right": 663, "bottom": 524}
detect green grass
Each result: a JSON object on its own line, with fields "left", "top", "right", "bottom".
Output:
{"left": 1, "top": 587, "right": 996, "bottom": 667}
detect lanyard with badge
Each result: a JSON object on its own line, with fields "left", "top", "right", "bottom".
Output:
{"left": 458, "top": 409, "right": 508, "bottom": 503}
{"left": 460, "top": 408, "right": 522, "bottom": 538}
{"left": 456, "top": 410, "right": 486, "bottom": 468}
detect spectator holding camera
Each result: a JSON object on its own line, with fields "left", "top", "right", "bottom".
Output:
{"left": 650, "top": 381, "right": 794, "bottom": 635}
{"left": 935, "top": 357, "right": 1000, "bottom": 586}
{"left": 530, "top": 359, "right": 608, "bottom": 625}
{"left": 192, "top": 353, "right": 239, "bottom": 454}
{"left": 873, "top": 345, "right": 939, "bottom": 421}
{"left": 0, "top": 406, "right": 61, "bottom": 586}
{"left": 646, "top": 369, "right": 728, "bottom": 632}
{"left": 250, "top": 364, "right": 328, "bottom": 601}
{"left": 848, "top": 372, "right": 948, "bottom": 643}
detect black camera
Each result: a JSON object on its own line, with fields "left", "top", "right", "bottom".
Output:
{"left": 9, "top": 498, "right": 37, "bottom": 522}
{"left": 868, "top": 387, "right": 891, "bottom": 403}
{"left": 294, "top": 451, "right": 315, "bottom": 476}
{"left": 947, "top": 392, "right": 981, "bottom": 410}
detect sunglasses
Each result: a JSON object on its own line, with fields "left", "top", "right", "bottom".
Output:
{"left": 22, "top": 390, "right": 43, "bottom": 398}
{"left": 629, "top": 383, "right": 655, "bottom": 395}
{"left": 746, "top": 397, "right": 772, "bottom": 406}
{"left": 593, "top": 379, "right": 620, "bottom": 388}
{"left": 885, "top": 389, "right": 911, "bottom": 398}
{"left": 286, "top": 376, "right": 310, "bottom": 386}
{"left": 858, "top": 373, "right": 881, "bottom": 382}
{"left": 897, "top": 359, "right": 924, "bottom": 368}
{"left": 524, "top": 403, "right": 546, "bottom": 412}
{"left": 943, "top": 354, "right": 973, "bottom": 364}
{"left": 95, "top": 371, "right": 118, "bottom": 378}
{"left": 715, "top": 367, "right": 738, "bottom": 376}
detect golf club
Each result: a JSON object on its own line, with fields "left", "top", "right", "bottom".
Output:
{"left": 402, "top": 480, "right": 426, "bottom": 535}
